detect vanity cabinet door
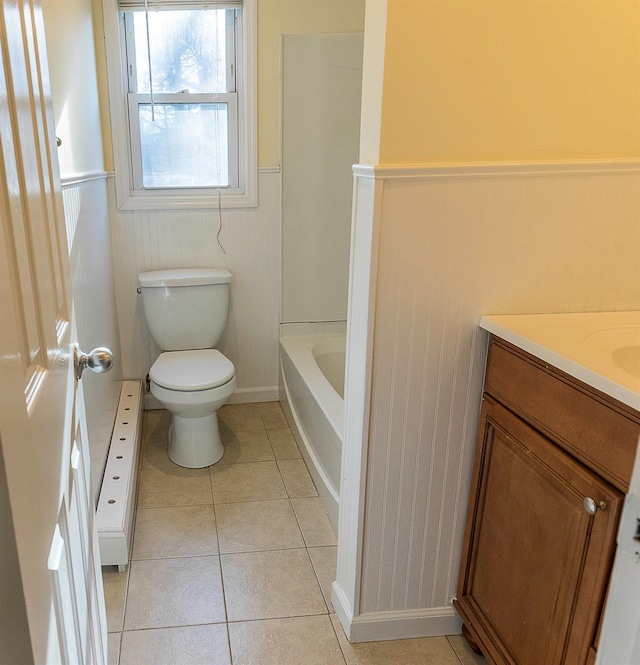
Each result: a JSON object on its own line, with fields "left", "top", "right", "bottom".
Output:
{"left": 454, "top": 397, "right": 622, "bottom": 665}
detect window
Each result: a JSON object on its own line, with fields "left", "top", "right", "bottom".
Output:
{"left": 104, "top": 0, "right": 256, "bottom": 209}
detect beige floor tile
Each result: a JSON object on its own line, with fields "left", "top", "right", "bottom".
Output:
{"left": 216, "top": 499, "right": 304, "bottom": 554}
{"left": 124, "top": 557, "right": 225, "bottom": 630}
{"left": 137, "top": 467, "right": 212, "bottom": 508}
{"left": 143, "top": 410, "right": 172, "bottom": 442}
{"left": 102, "top": 567, "right": 128, "bottom": 633}
{"left": 132, "top": 505, "right": 218, "bottom": 559}
{"left": 218, "top": 403, "right": 265, "bottom": 432}
{"left": 119, "top": 624, "right": 231, "bottom": 665}
{"left": 278, "top": 458, "right": 318, "bottom": 498}
{"left": 140, "top": 435, "right": 174, "bottom": 471}
{"left": 229, "top": 615, "right": 345, "bottom": 665}
{"left": 221, "top": 549, "right": 326, "bottom": 621}
{"left": 210, "top": 461, "right": 287, "bottom": 503}
{"left": 447, "top": 635, "right": 487, "bottom": 664}
{"left": 140, "top": 411, "right": 173, "bottom": 470}
{"left": 108, "top": 632, "right": 121, "bottom": 665}
{"left": 267, "top": 428, "right": 302, "bottom": 459}
{"left": 330, "top": 615, "right": 461, "bottom": 665}
{"left": 258, "top": 401, "right": 288, "bottom": 430}
{"left": 292, "top": 497, "right": 337, "bottom": 547}
{"left": 218, "top": 429, "right": 275, "bottom": 464}
{"left": 308, "top": 546, "right": 337, "bottom": 612}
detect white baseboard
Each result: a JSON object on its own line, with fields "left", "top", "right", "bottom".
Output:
{"left": 331, "top": 580, "right": 461, "bottom": 643}
{"left": 331, "top": 580, "right": 355, "bottom": 638}
{"left": 96, "top": 381, "right": 143, "bottom": 571}
{"left": 227, "top": 386, "right": 279, "bottom": 404}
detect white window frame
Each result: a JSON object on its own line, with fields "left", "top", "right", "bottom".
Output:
{"left": 102, "top": 0, "right": 257, "bottom": 210}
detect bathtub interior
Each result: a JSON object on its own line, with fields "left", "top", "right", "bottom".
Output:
{"left": 312, "top": 347, "right": 345, "bottom": 399}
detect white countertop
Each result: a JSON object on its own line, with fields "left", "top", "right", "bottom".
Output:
{"left": 480, "top": 311, "right": 640, "bottom": 411}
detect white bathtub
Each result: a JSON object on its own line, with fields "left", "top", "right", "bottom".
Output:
{"left": 279, "top": 333, "right": 345, "bottom": 529}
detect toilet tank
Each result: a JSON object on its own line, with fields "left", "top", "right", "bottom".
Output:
{"left": 138, "top": 268, "right": 232, "bottom": 351}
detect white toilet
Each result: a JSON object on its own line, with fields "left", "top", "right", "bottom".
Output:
{"left": 138, "top": 268, "right": 237, "bottom": 468}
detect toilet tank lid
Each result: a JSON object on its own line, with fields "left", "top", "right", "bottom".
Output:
{"left": 138, "top": 268, "right": 232, "bottom": 287}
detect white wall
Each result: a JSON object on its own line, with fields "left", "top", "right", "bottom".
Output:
{"left": 43, "top": 0, "right": 123, "bottom": 497}
{"left": 42, "top": 0, "right": 104, "bottom": 175}
{"left": 62, "top": 176, "right": 123, "bottom": 497}
{"left": 110, "top": 169, "right": 281, "bottom": 404}
{"left": 334, "top": 160, "right": 640, "bottom": 641}
{"left": 282, "top": 33, "right": 363, "bottom": 323}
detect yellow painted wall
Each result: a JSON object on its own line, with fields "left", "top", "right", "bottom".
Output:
{"left": 359, "top": 0, "right": 387, "bottom": 165}
{"left": 93, "top": 0, "right": 365, "bottom": 170}
{"left": 42, "top": 0, "right": 105, "bottom": 175}
{"left": 378, "top": 0, "right": 640, "bottom": 164}
{"left": 258, "top": 0, "right": 365, "bottom": 165}
{"left": 92, "top": 0, "right": 113, "bottom": 172}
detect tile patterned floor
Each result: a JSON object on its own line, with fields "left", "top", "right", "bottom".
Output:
{"left": 103, "top": 402, "right": 486, "bottom": 665}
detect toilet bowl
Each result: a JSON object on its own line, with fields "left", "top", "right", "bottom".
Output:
{"left": 149, "top": 348, "right": 237, "bottom": 467}
{"left": 138, "top": 268, "right": 236, "bottom": 468}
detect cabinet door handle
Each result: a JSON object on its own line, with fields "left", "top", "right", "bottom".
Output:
{"left": 583, "top": 497, "right": 607, "bottom": 515}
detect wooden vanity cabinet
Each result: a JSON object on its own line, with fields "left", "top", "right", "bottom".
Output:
{"left": 454, "top": 337, "right": 640, "bottom": 665}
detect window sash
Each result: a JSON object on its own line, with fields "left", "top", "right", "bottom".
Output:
{"left": 123, "top": 5, "right": 239, "bottom": 192}
{"left": 118, "top": 1, "right": 241, "bottom": 10}
{"left": 102, "top": 0, "right": 256, "bottom": 209}
{"left": 128, "top": 92, "right": 239, "bottom": 190}
{"left": 122, "top": 9, "right": 237, "bottom": 95}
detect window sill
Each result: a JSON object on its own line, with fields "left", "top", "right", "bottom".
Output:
{"left": 116, "top": 187, "right": 258, "bottom": 211}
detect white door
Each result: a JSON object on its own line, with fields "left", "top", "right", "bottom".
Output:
{"left": 0, "top": 1, "right": 107, "bottom": 664}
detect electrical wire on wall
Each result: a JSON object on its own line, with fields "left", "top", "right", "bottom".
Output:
{"left": 214, "top": 134, "right": 227, "bottom": 263}
{"left": 215, "top": 186, "right": 227, "bottom": 261}
{"left": 213, "top": 84, "right": 227, "bottom": 262}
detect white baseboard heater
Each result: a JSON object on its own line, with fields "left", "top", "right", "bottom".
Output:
{"left": 96, "top": 381, "right": 143, "bottom": 572}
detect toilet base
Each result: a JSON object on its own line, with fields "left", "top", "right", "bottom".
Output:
{"left": 168, "top": 413, "right": 224, "bottom": 468}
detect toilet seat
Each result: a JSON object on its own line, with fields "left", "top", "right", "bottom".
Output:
{"left": 150, "top": 349, "right": 235, "bottom": 391}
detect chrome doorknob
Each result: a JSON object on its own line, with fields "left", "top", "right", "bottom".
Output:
{"left": 75, "top": 346, "right": 114, "bottom": 380}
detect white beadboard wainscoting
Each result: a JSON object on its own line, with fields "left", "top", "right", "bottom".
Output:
{"left": 109, "top": 168, "right": 281, "bottom": 405}
{"left": 334, "top": 160, "right": 640, "bottom": 642}
{"left": 62, "top": 173, "right": 124, "bottom": 500}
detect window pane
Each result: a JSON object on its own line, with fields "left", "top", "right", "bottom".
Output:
{"left": 133, "top": 10, "right": 228, "bottom": 93}
{"left": 139, "top": 103, "right": 229, "bottom": 188}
